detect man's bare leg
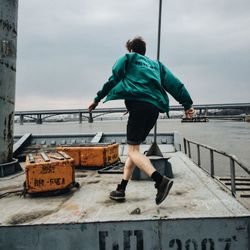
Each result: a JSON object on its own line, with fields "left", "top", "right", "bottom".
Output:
{"left": 127, "top": 144, "right": 155, "bottom": 176}
{"left": 123, "top": 156, "right": 136, "bottom": 180}
{"left": 110, "top": 144, "right": 173, "bottom": 205}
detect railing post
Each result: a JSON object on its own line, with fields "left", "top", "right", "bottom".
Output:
{"left": 230, "top": 157, "right": 236, "bottom": 196}
{"left": 197, "top": 144, "right": 201, "bottom": 167}
{"left": 210, "top": 149, "right": 214, "bottom": 177}
{"left": 187, "top": 141, "right": 191, "bottom": 158}
{"left": 183, "top": 138, "right": 187, "bottom": 154}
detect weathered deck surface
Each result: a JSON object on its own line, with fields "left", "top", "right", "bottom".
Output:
{"left": 0, "top": 149, "right": 249, "bottom": 226}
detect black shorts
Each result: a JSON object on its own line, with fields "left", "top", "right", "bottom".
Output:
{"left": 125, "top": 100, "right": 159, "bottom": 145}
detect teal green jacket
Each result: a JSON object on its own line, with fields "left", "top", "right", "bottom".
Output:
{"left": 94, "top": 53, "right": 193, "bottom": 113}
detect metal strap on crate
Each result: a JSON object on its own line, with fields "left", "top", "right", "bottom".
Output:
{"left": 49, "top": 154, "right": 64, "bottom": 160}
{"left": 40, "top": 152, "right": 50, "bottom": 162}
{"left": 28, "top": 153, "right": 35, "bottom": 163}
{"left": 58, "top": 151, "right": 71, "bottom": 159}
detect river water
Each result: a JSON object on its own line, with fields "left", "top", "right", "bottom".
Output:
{"left": 14, "top": 119, "right": 250, "bottom": 175}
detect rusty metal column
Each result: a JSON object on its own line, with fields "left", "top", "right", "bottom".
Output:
{"left": 0, "top": 0, "right": 18, "bottom": 165}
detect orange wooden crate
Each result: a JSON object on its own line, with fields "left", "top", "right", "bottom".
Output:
{"left": 80, "top": 146, "right": 106, "bottom": 167}
{"left": 57, "top": 144, "right": 119, "bottom": 168}
{"left": 25, "top": 152, "right": 75, "bottom": 194}
{"left": 105, "top": 143, "right": 119, "bottom": 165}
{"left": 56, "top": 146, "right": 81, "bottom": 166}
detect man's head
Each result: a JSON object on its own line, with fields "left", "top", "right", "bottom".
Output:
{"left": 126, "top": 37, "right": 146, "bottom": 55}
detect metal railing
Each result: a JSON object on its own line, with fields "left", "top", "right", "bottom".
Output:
{"left": 183, "top": 138, "right": 250, "bottom": 196}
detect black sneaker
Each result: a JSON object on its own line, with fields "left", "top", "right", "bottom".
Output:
{"left": 109, "top": 184, "right": 125, "bottom": 201}
{"left": 155, "top": 176, "right": 173, "bottom": 205}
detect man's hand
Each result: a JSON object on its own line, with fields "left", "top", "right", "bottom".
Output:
{"left": 88, "top": 101, "right": 98, "bottom": 112}
{"left": 185, "top": 107, "right": 196, "bottom": 118}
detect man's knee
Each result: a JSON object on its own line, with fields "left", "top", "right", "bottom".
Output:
{"left": 127, "top": 144, "right": 140, "bottom": 158}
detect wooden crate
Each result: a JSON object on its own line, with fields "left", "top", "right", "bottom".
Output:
{"left": 25, "top": 151, "right": 75, "bottom": 194}
{"left": 57, "top": 144, "right": 119, "bottom": 168}
{"left": 105, "top": 143, "right": 119, "bottom": 165}
{"left": 56, "top": 146, "right": 81, "bottom": 166}
{"left": 80, "top": 146, "right": 106, "bottom": 167}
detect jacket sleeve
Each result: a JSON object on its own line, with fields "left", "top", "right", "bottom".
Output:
{"left": 160, "top": 62, "right": 193, "bottom": 110}
{"left": 94, "top": 55, "right": 128, "bottom": 103}
{"left": 94, "top": 76, "right": 116, "bottom": 103}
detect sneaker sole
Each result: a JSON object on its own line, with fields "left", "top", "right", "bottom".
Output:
{"left": 156, "top": 180, "right": 173, "bottom": 205}
{"left": 109, "top": 195, "right": 125, "bottom": 201}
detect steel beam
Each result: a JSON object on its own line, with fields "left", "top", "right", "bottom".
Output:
{"left": 0, "top": 0, "right": 18, "bottom": 164}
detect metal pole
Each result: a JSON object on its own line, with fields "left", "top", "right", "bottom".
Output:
{"left": 183, "top": 138, "right": 187, "bottom": 154}
{"left": 157, "top": 0, "right": 162, "bottom": 61}
{"left": 153, "top": 0, "right": 162, "bottom": 141}
{"left": 187, "top": 142, "right": 191, "bottom": 158}
{"left": 146, "top": 0, "right": 163, "bottom": 157}
{"left": 210, "top": 149, "right": 214, "bottom": 177}
{"left": 0, "top": 0, "right": 18, "bottom": 164}
{"left": 154, "top": 0, "right": 162, "bottom": 142}
{"left": 197, "top": 144, "right": 201, "bottom": 167}
{"left": 230, "top": 157, "right": 236, "bottom": 196}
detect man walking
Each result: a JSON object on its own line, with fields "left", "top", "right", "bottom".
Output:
{"left": 88, "top": 37, "right": 195, "bottom": 205}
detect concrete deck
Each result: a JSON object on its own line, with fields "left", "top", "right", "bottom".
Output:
{"left": 0, "top": 150, "right": 249, "bottom": 226}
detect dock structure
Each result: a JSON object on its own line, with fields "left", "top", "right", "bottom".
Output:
{"left": 0, "top": 132, "right": 249, "bottom": 249}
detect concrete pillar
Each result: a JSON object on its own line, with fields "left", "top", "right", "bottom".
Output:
{"left": 88, "top": 112, "right": 93, "bottom": 123}
{"left": 205, "top": 108, "right": 208, "bottom": 117}
{"left": 0, "top": 0, "right": 18, "bottom": 164}
{"left": 20, "top": 114, "right": 23, "bottom": 125}
{"left": 79, "top": 112, "right": 82, "bottom": 124}
{"left": 36, "top": 114, "right": 42, "bottom": 124}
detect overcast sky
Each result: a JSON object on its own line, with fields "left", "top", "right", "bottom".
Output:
{"left": 15, "top": 0, "right": 250, "bottom": 111}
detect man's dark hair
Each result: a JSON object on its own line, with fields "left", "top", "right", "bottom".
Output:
{"left": 126, "top": 37, "right": 146, "bottom": 55}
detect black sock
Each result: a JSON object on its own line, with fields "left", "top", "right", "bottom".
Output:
{"left": 151, "top": 171, "right": 163, "bottom": 187}
{"left": 120, "top": 179, "right": 128, "bottom": 191}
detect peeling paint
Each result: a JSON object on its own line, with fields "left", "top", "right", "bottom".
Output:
{"left": 3, "top": 117, "right": 7, "bottom": 141}
{"left": 0, "top": 19, "right": 17, "bottom": 35}
{"left": 0, "top": 61, "right": 16, "bottom": 71}
{"left": 7, "top": 112, "right": 14, "bottom": 161}
{"left": 0, "top": 95, "right": 15, "bottom": 105}
{"left": 0, "top": 0, "right": 18, "bottom": 164}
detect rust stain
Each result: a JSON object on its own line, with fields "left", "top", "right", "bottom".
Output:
{"left": 86, "top": 180, "right": 100, "bottom": 184}
{"left": 172, "top": 190, "right": 188, "bottom": 196}
{"left": 7, "top": 210, "right": 55, "bottom": 225}
{"left": 62, "top": 203, "right": 79, "bottom": 211}
{"left": 75, "top": 174, "right": 88, "bottom": 178}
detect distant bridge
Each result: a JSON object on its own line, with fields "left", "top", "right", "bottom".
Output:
{"left": 14, "top": 103, "right": 250, "bottom": 124}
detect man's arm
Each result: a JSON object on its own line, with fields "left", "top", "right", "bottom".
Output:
{"left": 88, "top": 55, "right": 128, "bottom": 112}
{"left": 88, "top": 76, "right": 116, "bottom": 111}
{"left": 160, "top": 62, "right": 193, "bottom": 111}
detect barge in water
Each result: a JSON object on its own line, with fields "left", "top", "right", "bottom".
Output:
{"left": 0, "top": 132, "right": 249, "bottom": 250}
